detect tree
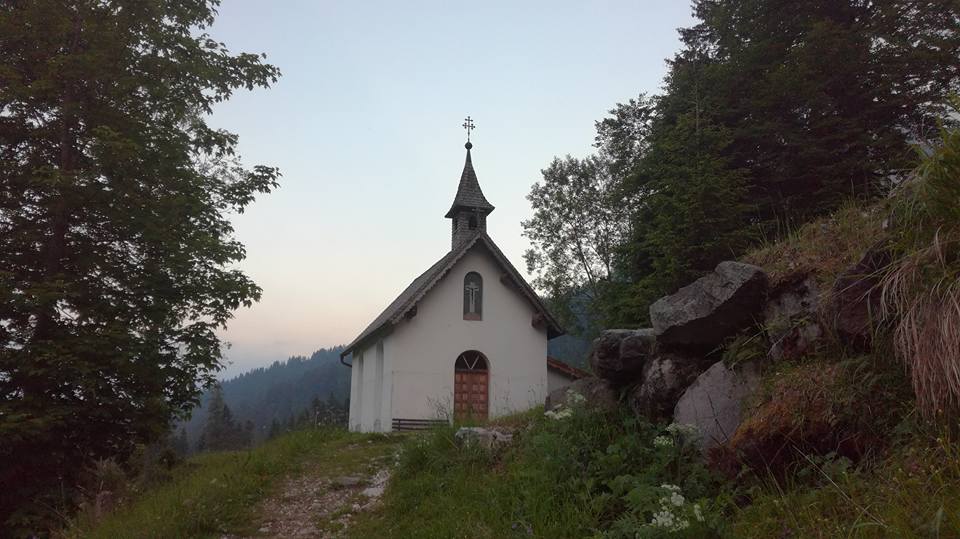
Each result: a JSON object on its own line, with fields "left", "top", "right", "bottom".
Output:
{"left": 0, "top": 0, "right": 279, "bottom": 527}
{"left": 199, "top": 386, "right": 251, "bottom": 452}
{"left": 624, "top": 112, "right": 750, "bottom": 324}
{"left": 268, "top": 419, "right": 282, "bottom": 440}
{"left": 677, "top": 0, "right": 960, "bottom": 226}
{"left": 173, "top": 428, "right": 190, "bottom": 458}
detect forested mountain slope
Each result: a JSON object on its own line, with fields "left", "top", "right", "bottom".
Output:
{"left": 181, "top": 347, "right": 350, "bottom": 449}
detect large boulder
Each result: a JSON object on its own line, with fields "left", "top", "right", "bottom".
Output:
{"left": 588, "top": 329, "right": 656, "bottom": 386}
{"left": 712, "top": 362, "right": 874, "bottom": 479}
{"left": 628, "top": 354, "right": 705, "bottom": 422}
{"left": 829, "top": 245, "right": 890, "bottom": 350}
{"left": 764, "top": 274, "right": 822, "bottom": 361}
{"left": 650, "top": 261, "right": 768, "bottom": 350}
{"left": 672, "top": 360, "right": 761, "bottom": 451}
{"left": 455, "top": 427, "right": 514, "bottom": 451}
{"left": 545, "top": 377, "right": 619, "bottom": 414}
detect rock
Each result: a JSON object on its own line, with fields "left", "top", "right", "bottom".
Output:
{"left": 361, "top": 468, "right": 390, "bottom": 499}
{"left": 672, "top": 360, "right": 761, "bottom": 451}
{"left": 764, "top": 275, "right": 822, "bottom": 360}
{"left": 588, "top": 329, "right": 656, "bottom": 385}
{"left": 712, "top": 362, "right": 874, "bottom": 479}
{"left": 650, "top": 261, "right": 768, "bottom": 350}
{"left": 545, "top": 377, "right": 619, "bottom": 414}
{"left": 333, "top": 476, "right": 365, "bottom": 489}
{"left": 830, "top": 245, "right": 890, "bottom": 350}
{"left": 455, "top": 427, "right": 514, "bottom": 450}
{"left": 628, "top": 354, "right": 706, "bottom": 422}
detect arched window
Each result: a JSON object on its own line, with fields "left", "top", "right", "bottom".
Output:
{"left": 454, "top": 350, "right": 488, "bottom": 372}
{"left": 463, "top": 272, "right": 483, "bottom": 320}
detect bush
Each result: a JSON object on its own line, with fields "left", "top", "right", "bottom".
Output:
{"left": 354, "top": 399, "right": 726, "bottom": 538}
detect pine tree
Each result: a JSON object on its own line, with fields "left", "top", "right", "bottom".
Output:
{"left": 173, "top": 428, "right": 190, "bottom": 458}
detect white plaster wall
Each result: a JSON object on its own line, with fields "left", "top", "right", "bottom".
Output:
{"left": 387, "top": 245, "right": 548, "bottom": 421}
{"left": 348, "top": 352, "right": 363, "bottom": 432}
{"left": 547, "top": 369, "right": 575, "bottom": 395}
{"left": 348, "top": 339, "right": 393, "bottom": 433}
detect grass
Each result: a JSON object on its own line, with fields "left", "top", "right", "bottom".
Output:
{"left": 731, "top": 433, "right": 960, "bottom": 538}
{"left": 348, "top": 408, "right": 721, "bottom": 539}
{"left": 63, "top": 429, "right": 401, "bottom": 539}
{"left": 744, "top": 201, "right": 886, "bottom": 290}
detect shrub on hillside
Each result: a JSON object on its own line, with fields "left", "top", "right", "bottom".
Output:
{"left": 882, "top": 101, "right": 960, "bottom": 418}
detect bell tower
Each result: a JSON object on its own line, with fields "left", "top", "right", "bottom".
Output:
{"left": 445, "top": 117, "right": 494, "bottom": 249}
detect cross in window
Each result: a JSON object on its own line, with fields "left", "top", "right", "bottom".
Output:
{"left": 465, "top": 281, "right": 480, "bottom": 313}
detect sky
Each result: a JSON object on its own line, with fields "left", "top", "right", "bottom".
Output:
{"left": 207, "top": 1, "right": 696, "bottom": 377}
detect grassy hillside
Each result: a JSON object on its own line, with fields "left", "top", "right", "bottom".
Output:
{"left": 352, "top": 130, "right": 960, "bottom": 538}
{"left": 65, "top": 429, "right": 400, "bottom": 538}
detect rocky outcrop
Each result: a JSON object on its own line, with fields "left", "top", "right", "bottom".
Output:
{"left": 712, "top": 363, "right": 874, "bottom": 478}
{"left": 765, "top": 275, "right": 822, "bottom": 360}
{"left": 545, "top": 377, "right": 619, "bottom": 414}
{"left": 672, "top": 360, "right": 761, "bottom": 451}
{"left": 588, "top": 329, "right": 657, "bottom": 385}
{"left": 627, "top": 354, "right": 705, "bottom": 422}
{"left": 829, "top": 245, "right": 890, "bottom": 350}
{"left": 650, "top": 262, "right": 768, "bottom": 350}
{"left": 455, "top": 427, "right": 514, "bottom": 450}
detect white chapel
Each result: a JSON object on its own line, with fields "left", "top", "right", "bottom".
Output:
{"left": 341, "top": 127, "right": 575, "bottom": 432}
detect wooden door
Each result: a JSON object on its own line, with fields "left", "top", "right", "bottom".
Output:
{"left": 454, "top": 351, "right": 489, "bottom": 421}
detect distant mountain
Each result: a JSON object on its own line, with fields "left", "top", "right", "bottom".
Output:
{"left": 181, "top": 347, "right": 350, "bottom": 449}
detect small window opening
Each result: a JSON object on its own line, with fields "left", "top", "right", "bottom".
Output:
{"left": 463, "top": 272, "right": 483, "bottom": 320}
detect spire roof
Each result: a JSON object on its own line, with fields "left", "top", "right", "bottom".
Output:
{"left": 445, "top": 142, "right": 495, "bottom": 218}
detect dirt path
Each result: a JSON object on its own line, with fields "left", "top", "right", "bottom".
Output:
{"left": 228, "top": 438, "right": 398, "bottom": 539}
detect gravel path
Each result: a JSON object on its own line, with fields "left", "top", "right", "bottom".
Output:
{"left": 227, "top": 443, "right": 394, "bottom": 538}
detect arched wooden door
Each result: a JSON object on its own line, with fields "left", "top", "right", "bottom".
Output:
{"left": 454, "top": 351, "right": 489, "bottom": 421}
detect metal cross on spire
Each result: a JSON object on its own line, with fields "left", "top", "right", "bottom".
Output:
{"left": 462, "top": 116, "right": 476, "bottom": 143}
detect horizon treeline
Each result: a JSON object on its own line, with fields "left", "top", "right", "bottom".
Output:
{"left": 524, "top": 0, "right": 960, "bottom": 332}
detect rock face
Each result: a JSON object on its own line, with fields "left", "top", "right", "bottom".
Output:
{"left": 673, "top": 360, "right": 761, "bottom": 450}
{"left": 628, "top": 354, "right": 705, "bottom": 421}
{"left": 455, "top": 427, "right": 514, "bottom": 450}
{"left": 650, "top": 262, "right": 768, "bottom": 350}
{"left": 588, "top": 329, "right": 657, "bottom": 385}
{"left": 545, "top": 377, "right": 619, "bottom": 414}
{"left": 765, "top": 275, "right": 822, "bottom": 361}
{"left": 830, "top": 245, "right": 890, "bottom": 350}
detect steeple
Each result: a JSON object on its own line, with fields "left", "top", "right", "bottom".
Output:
{"left": 446, "top": 118, "right": 494, "bottom": 249}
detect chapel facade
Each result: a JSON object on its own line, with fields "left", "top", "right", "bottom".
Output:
{"left": 341, "top": 136, "right": 566, "bottom": 432}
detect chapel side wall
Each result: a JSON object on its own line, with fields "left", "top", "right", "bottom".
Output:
{"left": 358, "top": 340, "right": 388, "bottom": 432}
{"left": 388, "top": 247, "right": 548, "bottom": 421}
{"left": 547, "top": 369, "right": 575, "bottom": 394}
{"left": 348, "top": 353, "right": 362, "bottom": 432}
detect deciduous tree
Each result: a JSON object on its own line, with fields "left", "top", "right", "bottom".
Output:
{"left": 0, "top": 0, "right": 279, "bottom": 528}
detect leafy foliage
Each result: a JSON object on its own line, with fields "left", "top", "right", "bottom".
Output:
{"left": 881, "top": 101, "right": 960, "bottom": 417}
{"left": 524, "top": 0, "right": 960, "bottom": 328}
{"left": 351, "top": 404, "right": 724, "bottom": 538}
{"left": 0, "top": 0, "right": 278, "bottom": 530}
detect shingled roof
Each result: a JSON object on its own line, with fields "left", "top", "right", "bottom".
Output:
{"left": 341, "top": 230, "right": 563, "bottom": 358}
{"left": 444, "top": 145, "right": 495, "bottom": 218}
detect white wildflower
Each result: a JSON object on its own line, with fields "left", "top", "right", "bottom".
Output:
{"left": 544, "top": 406, "right": 573, "bottom": 420}
{"left": 665, "top": 423, "right": 698, "bottom": 437}
{"left": 693, "top": 503, "right": 704, "bottom": 522}
{"left": 670, "top": 491, "right": 685, "bottom": 507}
{"left": 567, "top": 390, "right": 586, "bottom": 405}
{"left": 653, "top": 435, "right": 674, "bottom": 448}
